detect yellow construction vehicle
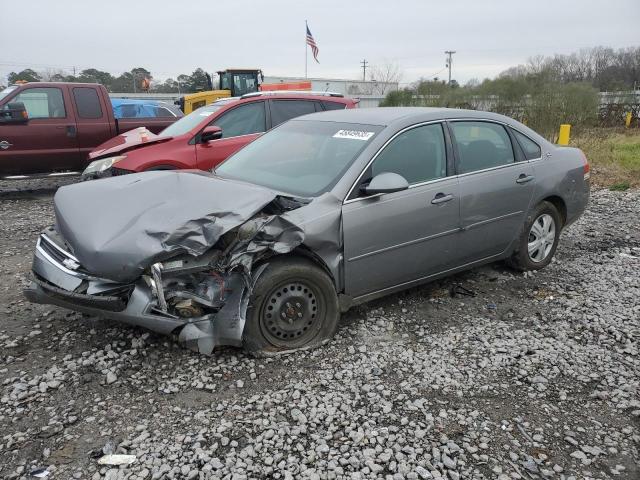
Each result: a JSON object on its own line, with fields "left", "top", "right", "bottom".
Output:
{"left": 176, "top": 69, "right": 312, "bottom": 113}
{"left": 177, "top": 69, "right": 263, "bottom": 114}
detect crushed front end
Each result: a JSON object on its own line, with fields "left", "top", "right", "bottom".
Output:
{"left": 25, "top": 209, "right": 304, "bottom": 354}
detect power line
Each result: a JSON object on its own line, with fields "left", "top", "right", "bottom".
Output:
{"left": 445, "top": 50, "right": 456, "bottom": 85}
{"left": 360, "top": 59, "right": 368, "bottom": 81}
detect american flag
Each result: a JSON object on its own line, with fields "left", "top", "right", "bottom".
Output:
{"left": 306, "top": 24, "right": 319, "bottom": 63}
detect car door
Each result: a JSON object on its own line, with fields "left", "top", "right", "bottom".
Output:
{"left": 195, "top": 101, "right": 266, "bottom": 170}
{"left": 0, "top": 86, "right": 80, "bottom": 175}
{"left": 70, "top": 86, "right": 114, "bottom": 170}
{"left": 268, "top": 99, "right": 319, "bottom": 128}
{"left": 450, "top": 120, "right": 535, "bottom": 264}
{"left": 342, "top": 122, "right": 460, "bottom": 298}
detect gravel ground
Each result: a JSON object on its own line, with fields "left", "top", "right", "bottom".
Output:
{"left": 0, "top": 179, "right": 638, "bottom": 480}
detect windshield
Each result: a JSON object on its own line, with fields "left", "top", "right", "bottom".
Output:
{"left": 160, "top": 104, "right": 222, "bottom": 137}
{"left": 0, "top": 86, "right": 19, "bottom": 101}
{"left": 216, "top": 120, "right": 383, "bottom": 197}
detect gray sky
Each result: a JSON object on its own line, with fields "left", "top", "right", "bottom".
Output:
{"left": 1, "top": 0, "right": 638, "bottom": 85}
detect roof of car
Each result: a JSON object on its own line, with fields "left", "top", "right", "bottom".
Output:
{"left": 295, "top": 107, "right": 512, "bottom": 126}
{"left": 213, "top": 92, "right": 355, "bottom": 106}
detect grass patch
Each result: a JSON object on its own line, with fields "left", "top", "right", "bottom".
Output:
{"left": 571, "top": 129, "right": 640, "bottom": 188}
{"left": 609, "top": 182, "right": 630, "bottom": 191}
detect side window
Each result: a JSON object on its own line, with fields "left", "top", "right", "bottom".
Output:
{"left": 451, "top": 121, "right": 514, "bottom": 174}
{"left": 322, "top": 101, "right": 347, "bottom": 111}
{"left": 10, "top": 87, "right": 66, "bottom": 119}
{"left": 73, "top": 87, "right": 103, "bottom": 119}
{"left": 154, "top": 106, "right": 175, "bottom": 118}
{"left": 212, "top": 102, "right": 266, "bottom": 138}
{"left": 512, "top": 129, "right": 541, "bottom": 160}
{"left": 370, "top": 123, "right": 447, "bottom": 186}
{"left": 270, "top": 100, "right": 317, "bottom": 127}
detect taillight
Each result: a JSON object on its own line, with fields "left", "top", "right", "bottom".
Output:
{"left": 580, "top": 150, "right": 590, "bottom": 180}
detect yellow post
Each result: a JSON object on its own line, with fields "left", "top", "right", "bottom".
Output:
{"left": 558, "top": 124, "right": 571, "bottom": 145}
{"left": 625, "top": 112, "right": 632, "bottom": 128}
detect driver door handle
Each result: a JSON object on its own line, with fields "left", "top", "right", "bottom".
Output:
{"left": 431, "top": 193, "right": 454, "bottom": 205}
{"left": 516, "top": 174, "right": 535, "bottom": 184}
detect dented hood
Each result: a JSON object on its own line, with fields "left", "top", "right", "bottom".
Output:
{"left": 88, "top": 128, "right": 172, "bottom": 160}
{"left": 54, "top": 171, "right": 279, "bottom": 283}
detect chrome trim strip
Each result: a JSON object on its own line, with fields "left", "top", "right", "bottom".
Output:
{"left": 464, "top": 211, "right": 523, "bottom": 231}
{"left": 343, "top": 119, "right": 446, "bottom": 204}
{"left": 40, "top": 234, "right": 80, "bottom": 263}
{"left": 455, "top": 161, "right": 520, "bottom": 178}
{"left": 347, "top": 227, "right": 460, "bottom": 262}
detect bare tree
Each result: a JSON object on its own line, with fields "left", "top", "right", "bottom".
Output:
{"left": 369, "top": 61, "right": 402, "bottom": 95}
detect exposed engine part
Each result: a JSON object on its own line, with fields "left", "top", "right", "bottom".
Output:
{"left": 174, "top": 299, "right": 204, "bottom": 318}
{"left": 151, "top": 263, "right": 167, "bottom": 311}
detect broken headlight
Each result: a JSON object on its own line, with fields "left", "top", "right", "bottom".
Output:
{"left": 82, "top": 155, "right": 126, "bottom": 176}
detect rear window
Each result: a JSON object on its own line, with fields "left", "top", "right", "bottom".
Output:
{"left": 512, "top": 129, "right": 542, "bottom": 160}
{"left": 73, "top": 87, "right": 103, "bottom": 119}
{"left": 270, "top": 100, "right": 317, "bottom": 127}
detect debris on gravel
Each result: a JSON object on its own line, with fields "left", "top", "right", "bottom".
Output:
{"left": 0, "top": 182, "right": 638, "bottom": 479}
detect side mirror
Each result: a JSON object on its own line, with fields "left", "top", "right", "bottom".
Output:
{"left": 200, "top": 125, "right": 222, "bottom": 143}
{"left": 362, "top": 172, "right": 409, "bottom": 195}
{"left": 0, "top": 102, "right": 29, "bottom": 124}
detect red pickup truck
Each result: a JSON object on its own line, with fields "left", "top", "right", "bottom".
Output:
{"left": 0, "top": 82, "right": 180, "bottom": 179}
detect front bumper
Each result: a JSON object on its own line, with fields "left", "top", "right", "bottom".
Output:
{"left": 24, "top": 233, "right": 249, "bottom": 353}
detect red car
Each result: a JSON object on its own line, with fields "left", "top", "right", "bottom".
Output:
{"left": 82, "top": 92, "right": 358, "bottom": 179}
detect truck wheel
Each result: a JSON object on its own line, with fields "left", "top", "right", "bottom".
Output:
{"left": 508, "top": 201, "right": 562, "bottom": 271}
{"left": 243, "top": 257, "right": 339, "bottom": 354}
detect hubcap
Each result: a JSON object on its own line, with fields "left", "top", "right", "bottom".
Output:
{"left": 260, "top": 281, "right": 322, "bottom": 347}
{"left": 528, "top": 213, "right": 556, "bottom": 263}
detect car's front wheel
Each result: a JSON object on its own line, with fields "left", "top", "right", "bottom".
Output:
{"left": 508, "top": 201, "right": 562, "bottom": 271}
{"left": 243, "top": 257, "right": 340, "bottom": 354}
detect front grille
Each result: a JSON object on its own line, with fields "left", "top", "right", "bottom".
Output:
{"left": 38, "top": 235, "right": 90, "bottom": 275}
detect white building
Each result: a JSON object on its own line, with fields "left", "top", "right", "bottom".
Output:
{"left": 263, "top": 76, "right": 396, "bottom": 107}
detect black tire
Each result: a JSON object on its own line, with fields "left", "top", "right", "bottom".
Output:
{"left": 243, "top": 256, "right": 339, "bottom": 354}
{"left": 508, "top": 201, "right": 562, "bottom": 271}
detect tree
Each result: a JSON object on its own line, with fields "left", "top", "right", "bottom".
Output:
{"left": 188, "top": 68, "right": 212, "bottom": 92}
{"left": 110, "top": 68, "right": 152, "bottom": 93}
{"left": 77, "top": 69, "right": 115, "bottom": 89}
{"left": 369, "top": 61, "right": 402, "bottom": 95}
{"left": 8, "top": 69, "right": 41, "bottom": 83}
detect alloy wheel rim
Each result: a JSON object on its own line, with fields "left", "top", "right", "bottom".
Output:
{"left": 528, "top": 213, "right": 556, "bottom": 263}
{"left": 260, "top": 281, "right": 322, "bottom": 347}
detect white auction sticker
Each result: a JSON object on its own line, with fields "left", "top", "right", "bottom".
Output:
{"left": 333, "top": 130, "right": 375, "bottom": 141}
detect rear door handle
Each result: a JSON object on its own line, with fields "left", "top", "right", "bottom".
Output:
{"left": 431, "top": 193, "right": 454, "bottom": 205}
{"left": 516, "top": 174, "right": 534, "bottom": 184}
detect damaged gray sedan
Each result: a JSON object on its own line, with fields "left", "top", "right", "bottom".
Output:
{"left": 25, "top": 108, "right": 590, "bottom": 354}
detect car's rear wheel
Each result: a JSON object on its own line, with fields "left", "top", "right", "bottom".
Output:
{"left": 243, "top": 257, "right": 339, "bottom": 354}
{"left": 508, "top": 201, "right": 562, "bottom": 271}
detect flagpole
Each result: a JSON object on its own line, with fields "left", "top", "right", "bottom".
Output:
{"left": 305, "top": 20, "right": 308, "bottom": 78}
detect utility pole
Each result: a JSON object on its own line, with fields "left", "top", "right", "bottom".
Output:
{"left": 360, "top": 59, "right": 369, "bottom": 82}
{"left": 445, "top": 50, "right": 456, "bottom": 85}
